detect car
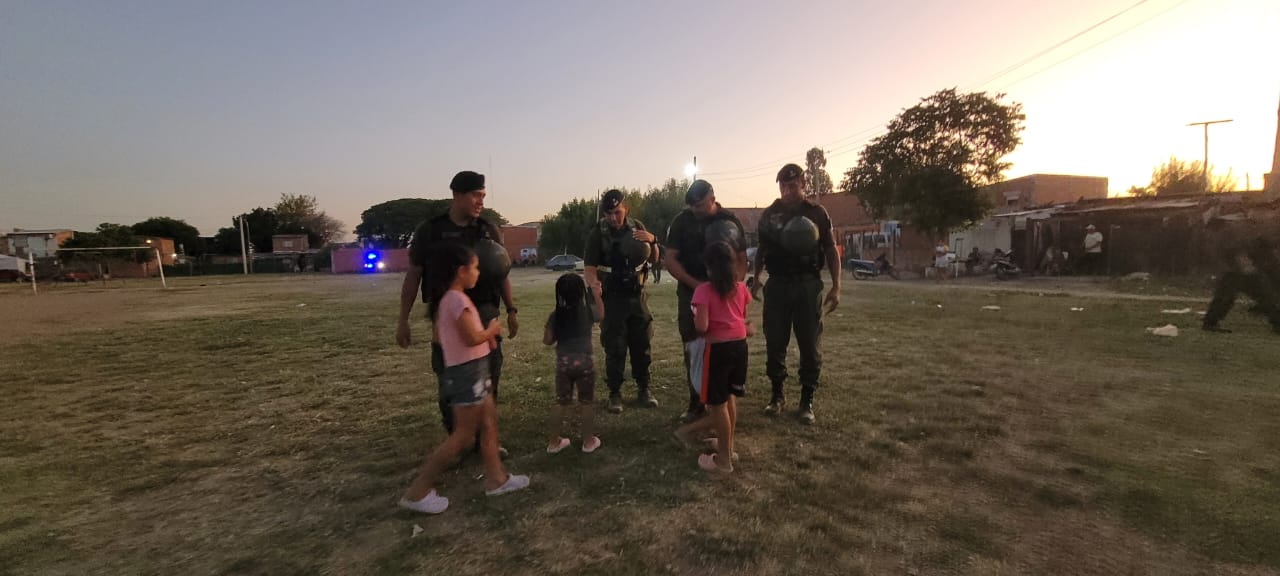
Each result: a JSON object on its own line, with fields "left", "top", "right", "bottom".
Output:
{"left": 0, "top": 269, "right": 30, "bottom": 282}
{"left": 544, "top": 254, "right": 584, "bottom": 272}
{"left": 52, "top": 271, "right": 94, "bottom": 282}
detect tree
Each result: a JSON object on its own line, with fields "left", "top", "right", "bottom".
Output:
{"left": 631, "top": 178, "right": 688, "bottom": 244}
{"left": 354, "top": 198, "right": 508, "bottom": 248}
{"left": 1147, "top": 156, "right": 1236, "bottom": 196}
{"left": 60, "top": 223, "right": 148, "bottom": 262}
{"left": 840, "top": 88, "right": 1024, "bottom": 238}
{"left": 804, "top": 147, "right": 833, "bottom": 197}
{"left": 538, "top": 198, "right": 599, "bottom": 257}
{"left": 273, "top": 193, "right": 345, "bottom": 247}
{"left": 131, "top": 217, "right": 203, "bottom": 255}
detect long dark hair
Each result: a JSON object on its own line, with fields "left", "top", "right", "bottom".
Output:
{"left": 704, "top": 241, "right": 737, "bottom": 298}
{"left": 426, "top": 242, "right": 476, "bottom": 322}
{"left": 552, "top": 273, "right": 592, "bottom": 340}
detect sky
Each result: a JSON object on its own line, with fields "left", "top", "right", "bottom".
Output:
{"left": 2, "top": 0, "right": 1277, "bottom": 237}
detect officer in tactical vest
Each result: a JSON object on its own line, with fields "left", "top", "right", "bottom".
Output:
{"left": 663, "top": 179, "right": 748, "bottom": 422}
{"left": 585, "top": 189, "right": 659, "bottom": 413}
{"left": 750, "top": 163, "right": 841, "bottom": 425}
{"left": 398, "top": 170, "right": 519, "bottom": 454}
{"left": 1202, "top": 205, "right": 1280, "bottom": 334}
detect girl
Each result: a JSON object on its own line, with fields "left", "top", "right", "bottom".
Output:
{"left": 674, "top": 241, "right": 753, "bottom": 473}
{"left": 543, "top": 273, "right": 605, "bottom": 454}
{"left": 399, "top": 243, "right": 529, "bottom": 514}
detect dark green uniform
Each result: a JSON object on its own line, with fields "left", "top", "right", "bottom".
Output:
{"left": 666, "top": 205, "right": 747, "bottom": 413}
{"left": 408, "top": 214, "right": 506, "bottom": 433}
{"left": 1204, "top": 221, "right": 1280, "bottom": 332}
{"left": 757, "top": 198, "right": 834, "bottom": 407}
{"left": 585, "top": 217, "right": 654, "bottom": 397}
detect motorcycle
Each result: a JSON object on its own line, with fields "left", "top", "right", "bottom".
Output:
{"left": 848, "top": 255, "right": 899, "bottom": 280}
{"left": 990, "top": 252, "right": 1021, "bottom": 280}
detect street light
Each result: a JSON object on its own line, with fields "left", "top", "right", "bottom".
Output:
{"left": 684, "top": 156, "right": 698, "bottom": 178}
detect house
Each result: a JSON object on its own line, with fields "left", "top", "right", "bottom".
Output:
{"left": 3, "top": 229, "right": 74, "bottom": 258}
{"left": 271, "top": 234, "right": 310, "bottom": 253}
{"left": 502, "top": 224, "right": 540, "bottom": 264}
{"left": 981, "top": 174, "right": 1108, "bottom": 214}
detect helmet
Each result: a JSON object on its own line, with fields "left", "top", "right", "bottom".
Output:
{"left": 704, "top": 219, "right": 741, "bottom": 248}
{"left": 617, "top": 234, "right": 651, "bottom": 264}
{"left": 474, "top": 238, "right": 512, "bottom": 280}
{"left": 780, "top": 216, "right": 820, "bottom": 255}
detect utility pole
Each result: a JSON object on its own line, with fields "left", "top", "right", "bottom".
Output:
{"left": 1186, "top": 119, "right": 1232, "bottom": 191}
{"left": 1268, "top": 94, "right": 1280, "bottom": 201}
{"left": 238, "top": 215, "right": 249, "bottom": 274}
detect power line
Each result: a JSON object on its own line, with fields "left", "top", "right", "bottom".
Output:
{"left": 698, "top": 0, "right": 1188, "bottom": 180}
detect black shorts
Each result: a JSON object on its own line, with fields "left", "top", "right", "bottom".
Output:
{"left": 700, "top": 339, "right": 748, "bottom": 406}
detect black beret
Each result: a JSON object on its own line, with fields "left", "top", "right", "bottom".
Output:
{"left": 685, "top": 179, "right": 714, "bottom": 205}
{"left": 776, "top": 163, "right": 804, "bottom": 183}
{"left": 601, "top": 189, "right": 625, "bottom": 211}
{"left": 450, "top": 171, "right": 485, "bottom": 193}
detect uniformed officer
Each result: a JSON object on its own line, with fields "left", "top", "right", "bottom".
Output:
{"left": 750, "top": 163, "right": 841, "bottom": 425}
{"left": 663, "top": 179, "right": 748, "bottom": 422}
{"left": 585, "top": 189, "right": 659, "bottom": 413}
{"left": 1202, "top": 208, "right": 1280, "bottom": 334}
{"left": 397, "top": 170, "right": 519, "bottom": 453}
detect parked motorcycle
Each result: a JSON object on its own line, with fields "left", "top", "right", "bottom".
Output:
{"left": 848, "top": 254, "right": 899, "bottom": 280}
{"left": 991, "top": 251, "right": 1021, "bottom": 280}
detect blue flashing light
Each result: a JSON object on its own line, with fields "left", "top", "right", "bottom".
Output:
{"left": 365, "top": 251, "right": 379, "bottom": 261}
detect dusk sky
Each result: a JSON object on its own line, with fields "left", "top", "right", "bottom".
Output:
{"left": 2, "top": 0, "right": 1276, "bottom": 237}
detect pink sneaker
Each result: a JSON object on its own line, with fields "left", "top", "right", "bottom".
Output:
{"left": 581, "top": 436, "right": 602, "bottom": 453}
{"left": 547, "top": 437, "right": 571, "bottom": 454}
{"left": 697, "top": 453, "right": 733, "bottom": 474}
{"left": 485, "top": 474, "right": 531, "bottom": 496}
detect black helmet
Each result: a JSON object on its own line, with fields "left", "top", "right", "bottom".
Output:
{"left": 474, "top": 238, "right": 511, "bottom": 280}
{"left": 704, "top": 219, "right": 741, "bottom": 248}
{"left": 780, "top": 216, "right": 819, "bottom": 255}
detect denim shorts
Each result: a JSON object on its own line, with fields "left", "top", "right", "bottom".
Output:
{"left": 439, "top": 356, "right": 492, "bottom": 407}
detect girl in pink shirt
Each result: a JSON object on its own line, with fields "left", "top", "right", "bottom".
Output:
{"left": 674, "top": 241, "right": 753, "bottom": 473}
{"left": 399, "top": 243, "right": 529, "bottom": 514}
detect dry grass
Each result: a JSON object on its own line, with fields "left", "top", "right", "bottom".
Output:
{"left": 1, "top": 271, "right": 1277, "bottom": 575}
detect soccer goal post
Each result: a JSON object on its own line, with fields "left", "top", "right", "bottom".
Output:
{"left": 53, "top": 246, "right": 169, "bottom": 289}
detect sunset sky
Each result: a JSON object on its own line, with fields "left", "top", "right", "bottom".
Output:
{"left": 2, "top": 0, "right": 1276, "bottom": 236}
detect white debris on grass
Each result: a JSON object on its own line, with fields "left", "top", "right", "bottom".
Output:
{"left": 1070, "top": 307, "right": 1085, "bottom": 312}
{"left": 981, "top": 305, "right": 1001, "bottom": 311}
{"left": 1146, "top": 324, "right": 1179, "bottom": 337}
{"left": 1161, "top": 308, "right": 1192, "bottom": 314}
{"left": 412, "top": 524, "right": 424, "bottom": 537}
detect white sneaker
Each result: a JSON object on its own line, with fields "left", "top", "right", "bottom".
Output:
{"left": 398, "top": 489, "right": 449, "bottom": 514}
{"left": 485, "top": 474, "right": 531, "bottom": 497}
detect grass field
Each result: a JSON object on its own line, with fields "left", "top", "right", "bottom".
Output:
{"left": 2, "top": 270, "right": 1278, "bottom": 576}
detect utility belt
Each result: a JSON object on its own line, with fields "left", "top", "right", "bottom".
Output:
{"left": 766, "top": 269, "right": 822, "bottom": 281}
{"left": 599, "top": 265, "right": 646, "bottom": 297}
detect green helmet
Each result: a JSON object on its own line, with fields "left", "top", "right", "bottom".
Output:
{"left": 617, "top": 233, "right": 651, "bottom": 264}
{"left": 704, "top": 219, "right": 741, "bottom": 248}
{"left": 780, "top": 216, "right": 820, "bottom": 255}
{"left": 474, "top": 238, "right": 511, "bottom": 280}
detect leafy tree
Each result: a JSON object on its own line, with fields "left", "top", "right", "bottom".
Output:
{"left": 840, "top": 88, "right": 1024, "bottom": 238}
{"left": 60, "top": 223, "right": 149, "bottom": 262}
{"left": 354, "top": 198, "right": 508, "bottom": 248}
{"left": 131, "top": 217, "right": 203, "bottom": 255}
{"left": 1147, "top": 156, "right": 1236, "bottom": 196}
{"left": 274, "top": 193, "right": 344, "bottom": 247}
{"left": 538, "top": 198, "right": 599, "bottom": 257}
{"left": 804, "top": 147, "right": 833, "bottom": 197}
{"left": 633, "top": 178, "right": 688, "bottom": 244}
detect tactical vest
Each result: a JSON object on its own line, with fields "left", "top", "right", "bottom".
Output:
{"left": 762, "top": 203, "right": 826, "bottom": 277}
{"left": 672, "top": 208, "right": 741, "bottom": 282}
{"left": 598, "top": 218, "right": 648, "bottom": 296}
{"left": 419, "top": 214, "right": 503, "bottom": 306}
